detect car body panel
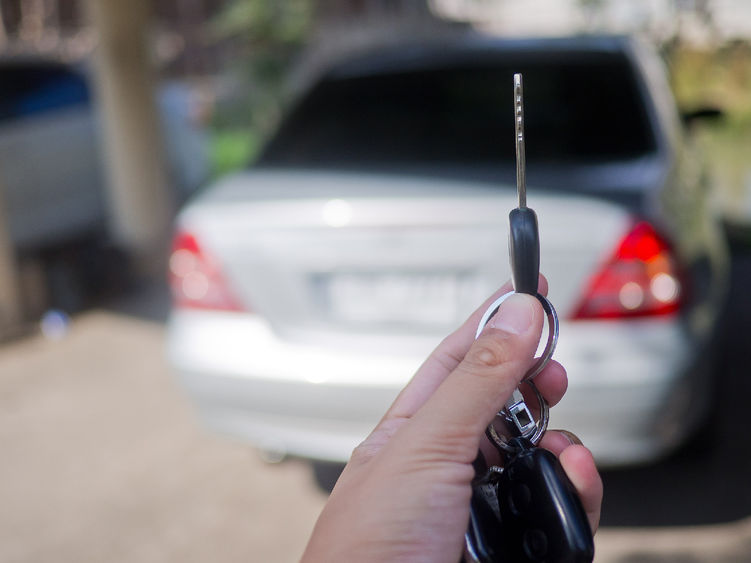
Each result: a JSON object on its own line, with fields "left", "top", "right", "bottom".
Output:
{"left": 178, "top": 170, "right": 632, "bottom": 326}
{"left": 167, "top": 308, "right": 695, "bottom": 466}
{"left": 0, "top": 105, "right": 106, "bottom": 247}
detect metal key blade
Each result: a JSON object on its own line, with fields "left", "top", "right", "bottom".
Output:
{"left": 514, "top": 73, "right": 526, "bottom": 209}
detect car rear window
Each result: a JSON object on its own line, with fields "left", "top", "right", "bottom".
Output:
{"left": 0, "top": 63, "right": 90, "bottom": 123}
{"left": 259, "top": 50, "right": 658, "bottom": 169}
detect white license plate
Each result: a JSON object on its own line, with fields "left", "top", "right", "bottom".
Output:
{"left": 322, "top": 272, "right": 478, "bottom": 326}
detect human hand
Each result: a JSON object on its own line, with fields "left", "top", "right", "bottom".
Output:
{"left": 301, "top": 278, "right": 602, "bottom": 563}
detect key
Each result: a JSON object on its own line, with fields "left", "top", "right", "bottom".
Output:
{"left": 509, "top": 73, "right": 540, "bottom": 296}
{"left": 496, "top": 438, "right": 594, "bottom": 563}
{"left": 496, "top": 75, "right": 593, "bottom": 563}
{"left": 464, "top": 73, "right": 594, "bottom": 563}
{"left": 503, "top": 73, "right": 540, "bottom": 437}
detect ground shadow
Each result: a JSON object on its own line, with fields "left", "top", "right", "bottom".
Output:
{"left": 105, "top": 279, "right": 172, "bottom": 323}
{"left": 600, "top": 240, "right": 751, "bottom": 527}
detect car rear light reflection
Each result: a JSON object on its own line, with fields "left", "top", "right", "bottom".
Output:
{"left": 572, "top": 221, "right": 684, "bottom": 320}
{"left": 169, "top": 231, "right": 244, "bottom": 312}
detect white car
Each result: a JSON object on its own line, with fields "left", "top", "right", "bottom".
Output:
{"left": 166, "top": 35, "right": 729, "bottom": 473}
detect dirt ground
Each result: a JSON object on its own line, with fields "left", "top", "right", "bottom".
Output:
{"left": 1, "top": 284, "right": 750, "bottom": 562}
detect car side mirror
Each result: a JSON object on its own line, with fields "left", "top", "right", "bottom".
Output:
{"left": 681, "top": 106, "right": 724, "bottom": 128}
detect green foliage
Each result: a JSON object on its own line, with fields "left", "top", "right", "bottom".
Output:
{"left": 209, "top": 129, "right": 260, "bottom": 177}
{"left": 665, "top": 41, "right": 751, "bottom": 222}
{"left": 207, "top": 0, "right": 312, "bottom": 173}
{"left": 210, "top": 0, "right": 311, "bottom": 46}
{"left": 667, "top": 40, "right": 751, "bottom": 130}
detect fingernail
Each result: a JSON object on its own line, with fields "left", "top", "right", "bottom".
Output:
{"left": 553, "top": 429, "right": 583, "bottom": 446}
{"left": 487, "top": 293, "right": 536, "bottom": 335}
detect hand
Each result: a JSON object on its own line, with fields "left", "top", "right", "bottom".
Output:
{"left": 301, "top": 278, "right": 603, "bottom": 563}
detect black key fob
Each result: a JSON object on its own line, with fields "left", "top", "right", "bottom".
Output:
{"left": 497, "top": 439, "right": 594, "bottom": 563}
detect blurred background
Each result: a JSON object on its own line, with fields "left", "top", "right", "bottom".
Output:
{"left": 1, "top": 1, "right": 751, "bottom": 562}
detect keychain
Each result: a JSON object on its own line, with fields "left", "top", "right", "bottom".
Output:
{"left": 463, "top": 74, "right": 594, "bottom": 563}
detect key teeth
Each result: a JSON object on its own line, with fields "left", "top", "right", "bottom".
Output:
{"left": 514, "top": 72, "right": 526, "bottom": 209}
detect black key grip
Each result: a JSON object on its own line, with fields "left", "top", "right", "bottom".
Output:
{"left": 509, "top": 207, "right": 540, "bottom": 295}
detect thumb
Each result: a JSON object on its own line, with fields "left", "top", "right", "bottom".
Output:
{"left": 397, "top": 293, "right": 543, "bottom": 462}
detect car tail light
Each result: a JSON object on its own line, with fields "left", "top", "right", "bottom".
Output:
{"left": 571, "top": 221, "right": 684, "bottom": 320}
{"left": 169, "top": 230, "right": 244, "bottom": 311}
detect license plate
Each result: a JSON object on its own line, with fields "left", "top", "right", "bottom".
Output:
{"left": 320, "top": 272, "right": 476, "bottom": 326}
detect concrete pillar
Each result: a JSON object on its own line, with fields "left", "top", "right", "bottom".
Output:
{"left": 0, "top": 181, "right": 22, "bottom": 333}
{"left": 86, "top": 0, "right": 173, "bottom": 274}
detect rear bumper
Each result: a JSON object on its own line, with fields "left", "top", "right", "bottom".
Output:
{"left": 167, "top": 310, "right": 713, "bottom": 467}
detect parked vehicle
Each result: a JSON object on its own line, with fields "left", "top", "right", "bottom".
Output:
{"left": 166, "top": 35, "right": 729, "bottom": 471}
{"left": 0, "top": 57, "right": 209, "bottom": 252}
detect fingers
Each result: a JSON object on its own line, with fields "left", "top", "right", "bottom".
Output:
{"left": 540, "top": 431, "right": 603, "bottom": 534}
{"left": 395, "top": 293, "right": 544, "bottom": 462}
{"left": 528, "top": 360, "right": 567, "bottom": 408}
{"left": 384, "top": 275, "right": 549, "bottom": 422}
{"left": 559, "top": 445, "right": 603, "bottom": 533}
{"left": 539, "top": 429, "right": 582, "bottom": 454}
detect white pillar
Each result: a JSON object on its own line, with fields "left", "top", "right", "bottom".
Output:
{"left": 0, "top": 181, "right": 22, "bottom": 332}
{"left": 86, "top": 0, "right": 173, "bottom": 273}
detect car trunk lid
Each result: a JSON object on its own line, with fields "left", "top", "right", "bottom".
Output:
{"left": 176, "top": 170, "right": 632, "bottom": 339}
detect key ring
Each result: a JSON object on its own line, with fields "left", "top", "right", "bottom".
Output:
{"left": 475, "top": 291, "right": 559, "bottom": 381}
{"left": 475, "top": 291, "right": 558, "bottom": 452}
{"left": 486, "top": 380, "right": 549, "bottom": 453}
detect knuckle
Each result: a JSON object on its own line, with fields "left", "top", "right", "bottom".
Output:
{"left": 349, "top": 441, "right": 376, "bottom": 465}
{"left": 464, "top": 333, "right": 518, "bottom": 372}
{"left": 349, "top": 417, "right": 404, "bottom": 466}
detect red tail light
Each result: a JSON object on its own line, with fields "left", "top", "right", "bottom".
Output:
{"left": 169, "top": 231, "right": 244, "bottom": 311}
{"left": 571, "top": 221, "right": 684, "bottom": 320}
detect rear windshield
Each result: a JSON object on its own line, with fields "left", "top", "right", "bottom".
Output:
{"left": 259, "top": 50, "right": 658, "bottom": 169}
{"left": 0, "top": 63, "right": 90, "bottom": 123}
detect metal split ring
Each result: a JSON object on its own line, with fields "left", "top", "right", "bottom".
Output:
{"left": 486, "top": 380, "right": 549, "bottom": 453}
{"left": 475, "top": 291, "right": 559, "bottom": 381}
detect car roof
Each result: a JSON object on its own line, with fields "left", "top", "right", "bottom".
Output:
{"left": 323, "top": 34, "right": 638, "bottom": 80}
{"left": 0, "top": 55, "right": 74, "bottom": 69}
